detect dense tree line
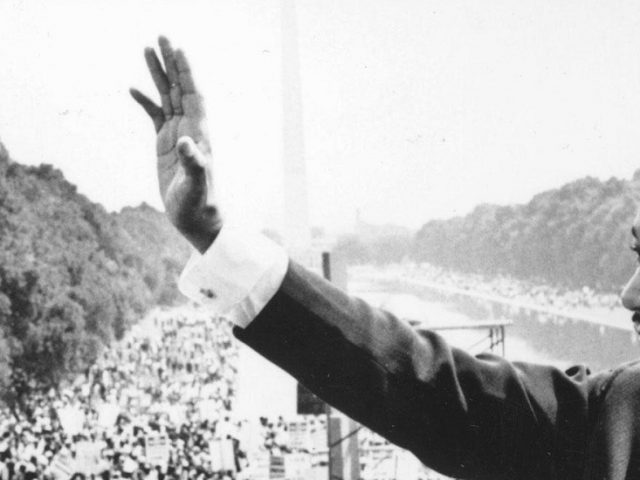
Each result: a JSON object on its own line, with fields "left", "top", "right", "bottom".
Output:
{"left": 413, "top": 174, "right": 640, "bottom": 292}
{"left": 333, "top": 173, "right": 640, "bottom": 294}
{"left": 0, "top": 142, "right": 189, "bottom": 409}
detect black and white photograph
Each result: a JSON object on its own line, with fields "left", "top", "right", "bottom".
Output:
{"left": 0, "top": 1, "right": 639, "bottom": 479}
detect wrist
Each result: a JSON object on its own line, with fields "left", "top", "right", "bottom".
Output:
{"left": 183, "top": 227, "right": 220, "bottom": 254}
{"left": 178, "top": 209, "right": 222, "bottom": 254}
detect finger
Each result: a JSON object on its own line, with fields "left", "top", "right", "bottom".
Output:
{"left": 144, "top": 47, "right": 173, "bottom": 118}
{"left": 175, "top": 49, "right": 196, "bottom": 94}
{"left": 159, "top": 36, "right": 183, "bottom": 115}
{"left": 129, "top": 88, "right": 164, "bottom": 133}
{"left": 176, "top": 136, "right": 206, "bottom": 173}
{"left": 175, "top": 49, "right": 205, "bottom": 118}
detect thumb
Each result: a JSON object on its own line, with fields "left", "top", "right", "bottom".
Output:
{"left": 176, "top": 136, "right": 206, "bottom": 172}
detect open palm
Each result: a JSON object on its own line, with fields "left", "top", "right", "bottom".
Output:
{"left": 131, "top": 37, "right": 221, "bottom": 252}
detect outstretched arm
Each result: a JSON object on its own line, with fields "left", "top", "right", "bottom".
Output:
{"left": 132, "top": 39, "right": 593, "bottom": 479}
{"left": 234, "top": 262, "right": 593, "bottom": 479}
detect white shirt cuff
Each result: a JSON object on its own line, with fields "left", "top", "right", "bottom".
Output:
{"left": 178, "top": 225, "right": 289, "bottom": 328}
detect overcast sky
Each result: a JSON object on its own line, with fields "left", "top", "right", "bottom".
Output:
{"left": 0, "top": 0, "right": 639, "bottom": 233}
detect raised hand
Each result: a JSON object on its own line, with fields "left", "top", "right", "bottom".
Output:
{"left": 131, "top": 37, "right": 221, "bottom": 253}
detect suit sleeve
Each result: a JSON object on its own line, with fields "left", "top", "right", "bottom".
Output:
{"left": 234, "top": 261, "right": 593, "bottom": 480}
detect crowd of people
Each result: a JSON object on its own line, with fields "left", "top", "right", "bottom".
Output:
{"left": 384, "top": 262, "right": 621, "bottom": 313}
{"left": 0, "top": 309, "right": 256, "bottom": 480}
{"left": 0, "top": 307, "right": 433, "bottom": 480}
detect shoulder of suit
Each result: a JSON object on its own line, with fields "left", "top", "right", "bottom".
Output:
{"left": 590, "top": 359, "right": 640, "bottom": 406}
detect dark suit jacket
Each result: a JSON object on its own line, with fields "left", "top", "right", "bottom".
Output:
{"left": 234, "top": 261, "right": 640, "bottom": 480}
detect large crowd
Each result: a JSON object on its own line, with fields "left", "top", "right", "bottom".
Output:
{"left": 0, "top": 310, "right": 244, "bottom": 480}
{"left": 387, "top": 263, "right": 621, "bottom": 313}
{"left": 0, "top": 308, "right": 437, "bottom": 480}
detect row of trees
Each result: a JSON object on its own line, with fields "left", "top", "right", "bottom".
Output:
{"left": 413, "top": 175, "right": 640, "bottom": 292}
{"left": 0, "top": 142, "right": 189, "bottom": 408}
{"left": 335, "top": 173, "right": 640, "bottom": 293}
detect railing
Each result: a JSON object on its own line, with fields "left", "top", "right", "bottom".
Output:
{"left": 421, "top": 319, "right": 512, "bottom": 356}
